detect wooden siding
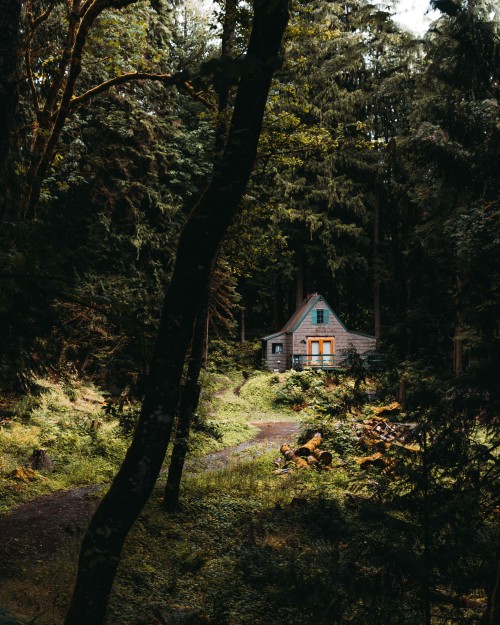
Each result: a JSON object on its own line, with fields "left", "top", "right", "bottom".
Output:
{"left": 263, "top": 295, "right": 376, "bottom": 371}
{"left": 265, "top": 332, "right": 290, "bottom": 371}
{"left": 291, "top": 298, "right": 375, "bottom": 356}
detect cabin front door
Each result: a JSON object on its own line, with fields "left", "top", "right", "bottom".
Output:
{"left": 307, "top": 338, "right": 334, "bottom": 367}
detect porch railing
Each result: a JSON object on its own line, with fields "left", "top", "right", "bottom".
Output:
{"left": 291, "top": 352, "right": 384, "bottom": 370}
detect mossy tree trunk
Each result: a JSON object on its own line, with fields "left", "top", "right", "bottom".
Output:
{"left": 63, "top": 2, "right": 289, "bottom": 624}
{"left": 163, "top": 299, "right": 208, "bottom": 512}
{"left": 164, "top": 0, "right": 239, "bottom": 513}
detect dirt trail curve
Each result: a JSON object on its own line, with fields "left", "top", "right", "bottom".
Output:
{"left": 197, "top": 420, "right": 299, "bottom": 470}
{"left": 0, "top": 419, "right": 299, "bottom": 574}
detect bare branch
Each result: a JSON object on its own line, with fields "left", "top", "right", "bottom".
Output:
{"left": 31, "top": 4, "right": 56, "bottom": 31}
{"left": 25, "top": 47, "right": 41, "bottom": 121}
{"left": 69, "top": 71, "right": 213, "bottom": 109}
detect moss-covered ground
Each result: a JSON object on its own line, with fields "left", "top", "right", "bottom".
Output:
{"left": 0, "top": 369, "right": 494, "bottom": 625}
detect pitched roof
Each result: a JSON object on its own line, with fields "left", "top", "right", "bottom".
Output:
{"left": 262, "top": 294, "right": 322, "bottom": 340}
{"left": 281, "top": 293, "right": 320, "bottom": 332}
{"left": 262, "top": 293, "right": 376, "bottom": 340}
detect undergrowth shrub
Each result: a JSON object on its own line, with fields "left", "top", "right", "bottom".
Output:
{"left": 207, "top": 340, "right": 262, "bottom": 373}
{"left": 273, "top": 369, "right": 326, "bottom": 407}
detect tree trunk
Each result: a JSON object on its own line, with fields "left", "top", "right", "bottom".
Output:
{"left": 0, "top": 0, "right": 22, "bottom": 222}
{"left": 213, "top": 0, "right": 238, "bottom": 155}
{"left": 164, "top": 0, "right": 242, "bottom": 513}
{"left": 163, "top": 300, "right": 208, "bottom": 512}
{"left": 173, "top": 0, "right": 241, "bottom": 455}
{"left": 422, "top": 428, "right": 432, "bottom": 625}
{"left": 240, "top": 306, "right": 246, "bottom": 343}
{"left": 453, "top": 329, "right": 463, "bottom": 375}
{"left": 454, "top": 276, "right": 464, "bottom": 375}
{"left": 374, "top": 179, "right": 381, "bottom": 347}
{"left": 63, "top": 3, "right": 289, "bottom": 624}
{"left": 274, "top": 277, "right": 283, "bottom": 329}
{"left": 295, "top": 248, "right": 305, "bottom": 309}
{"left": 489, "top": 560, "right": 500, "bottom": 625}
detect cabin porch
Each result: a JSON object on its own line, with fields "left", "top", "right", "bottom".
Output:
{"left": 291, "top": 352, "right": 384, "bottom": 371}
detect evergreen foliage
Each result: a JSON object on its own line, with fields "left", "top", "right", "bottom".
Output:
{"left": 0, "top": 0, "right": 499, "bottom": 622}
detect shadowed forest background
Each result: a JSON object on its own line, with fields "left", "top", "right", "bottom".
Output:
{"left": 0, "top": 0, "right": 499, "bottom": 624}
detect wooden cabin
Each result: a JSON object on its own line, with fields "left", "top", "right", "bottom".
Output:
{"left": 262, "top": 293, "right": 377, "bottom": 372}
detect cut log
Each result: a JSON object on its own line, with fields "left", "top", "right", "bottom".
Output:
{"left": 280, "top": 444, "right": 309, "bottom": 469}
{"left": 373, "top": 402, "right": 401, "bottom": 416}
{"left": 313, "top": 449, "right": 333, "bottom": 465}
{"left": 296, "top": 432, "right": 322, "bottom": 457}
{"left": 355, "top": 452, "right": 387, "bottom": 470}
{"left": 306, "top": 455, "right": 319, "bottom": 467}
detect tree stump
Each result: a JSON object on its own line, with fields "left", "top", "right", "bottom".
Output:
{"left": 28, "top": 449, "right": 53, "bottom": 471}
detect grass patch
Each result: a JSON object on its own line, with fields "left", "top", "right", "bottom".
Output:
{"left": 0, "top": 378, "right": 129, "bottom": 513}
{"left": 188, "top": 371, "right": 298, "bottom": 457}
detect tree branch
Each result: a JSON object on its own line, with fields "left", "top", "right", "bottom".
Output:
{"left": 30, "top": 4, "right": 56, "bottom": 31}
{"left": 25, "top": 48, "right": 41, "bottom": 121}
{"left": 24, "top": 0, "right": 140, "bottom": 219}
{"left": 69, "top": 71, "right": 213, "bottom": 109}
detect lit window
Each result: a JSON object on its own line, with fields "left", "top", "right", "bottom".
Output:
{"left": 272, "top": 343, "right": 283, "bottom": 354}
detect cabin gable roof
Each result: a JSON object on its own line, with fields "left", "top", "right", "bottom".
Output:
{"left": 286, "top": 294, "right": 347, "bottom": 334}
{"left": 262, "top": 293, "right": 375, "bottom": 341}
{"left": 262, "top": 330, "right": 288, "bottom": 341}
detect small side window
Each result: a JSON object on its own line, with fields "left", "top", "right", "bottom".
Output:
{"left": 316, "top": 309, "right": 324, "bottom": 324}
{"left": 272, "top": 343, "right": 283, "bottom": 354}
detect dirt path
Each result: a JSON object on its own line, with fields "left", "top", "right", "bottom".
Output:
{"left": 0, "top": 485, "right": 103, "bottom": 576}
{"left": 195, "top": 420, "right": 300, "bottom": 470}
{"left": 0, "top": 419, "right": 298, "bottom": 575}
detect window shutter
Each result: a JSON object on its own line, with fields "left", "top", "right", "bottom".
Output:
{"left": 311, "top": 310, "right": 317, "bottom": 324}
{"left": 324, "top": 309, "right": 330, "bottom": 324}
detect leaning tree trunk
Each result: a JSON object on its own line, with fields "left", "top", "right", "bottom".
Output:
{"left": 0, "top": 0, "right": 22, "bottom": 222}
{"left": 163, "top": 298, "right": 209, "bottom": 512}
{"left": 373, "top": 178, "right": 381, "bottom": 348}
{"left": 63, "top": 2, "right": 289, "bottom": 624}
{"left": 163, "top": 0, "right": 239, "bottom": 512}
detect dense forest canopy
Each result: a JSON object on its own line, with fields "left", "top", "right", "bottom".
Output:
{"left": 0, "top": 0, "right": 498, "bottom": 387}
{"left": 0, "top": 0, "right": 499, "bottom": 624}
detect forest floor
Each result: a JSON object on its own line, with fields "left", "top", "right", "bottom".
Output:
{"left": 0, "top": 371, "right": 302, "bottom": 616}
{"left": 0, "top": 369, "right": 490, "bottom": 625}
{"left": 0, "top": 417, "right": 299, "bottom": 576}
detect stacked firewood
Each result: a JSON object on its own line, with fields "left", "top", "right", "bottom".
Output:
{"left": 355, "top": 406, "right": 417, "bottom": 471}
{"left": 356, "top": 415, "right": 416, "bottom": 450}
{"left": 278, "top": 432, "right": 333, "bottom": 471}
